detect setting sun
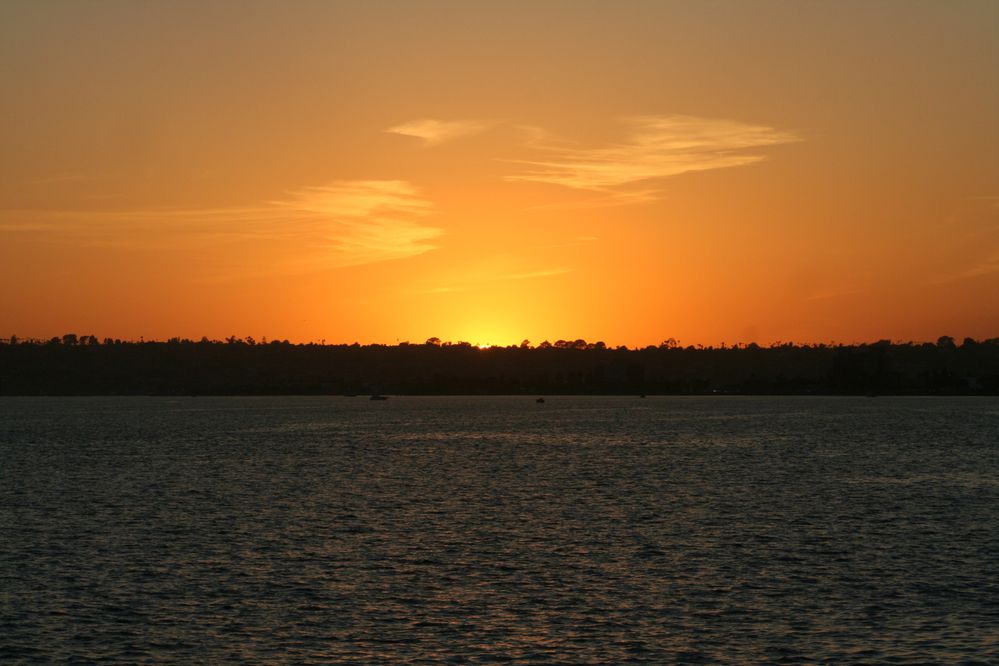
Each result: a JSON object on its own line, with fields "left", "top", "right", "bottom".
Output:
{"left": 1, "top": 2, "right": 996, "bottom": 347}
{"left": 2, "top": 3, "right": 998, "bottom": 664}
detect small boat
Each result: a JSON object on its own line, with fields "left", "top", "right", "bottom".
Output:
{"left": 370, "top": 394, "right": 389, "bottom": 401}
{"left": 535, "top": 397, "right": 545, "bottom": 403}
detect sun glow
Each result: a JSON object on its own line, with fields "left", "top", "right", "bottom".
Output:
{"left": 1, "top": 3, "right": 997, "bottom": 346}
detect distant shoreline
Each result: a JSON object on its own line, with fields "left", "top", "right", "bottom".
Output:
{"left": 3, "top": 337, "right": 997, "bottom": 396}
{"left": 1, "top": 392, "right": 996, "bottom": 398}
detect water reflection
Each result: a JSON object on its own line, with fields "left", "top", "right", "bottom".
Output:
{"left": 1, "top": 396, "right": 997, "bottom": 662}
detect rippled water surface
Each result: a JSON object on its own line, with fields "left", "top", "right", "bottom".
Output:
{"left": 2, "top": 396, "right": 998, "bottom": 663}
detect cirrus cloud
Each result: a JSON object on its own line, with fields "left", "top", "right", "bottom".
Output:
{"left": 505, "top": 115, "right": 799, "bottom": 192}
{"left": 273, "top": 180, "right": 441, "bottom": 267}
{"left": 0, "top": 180, "right": 443, "bottom": 273}
{"left": 386, "top": 118, "right": 491, "bottom": 146}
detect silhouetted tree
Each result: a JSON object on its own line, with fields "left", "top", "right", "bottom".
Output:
{"left": 2, "top": 335, "right": 997, "bottom": 395}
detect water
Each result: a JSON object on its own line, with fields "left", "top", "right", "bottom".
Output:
{"left": 1, "top": 396, "right": 997, "bottom": 663}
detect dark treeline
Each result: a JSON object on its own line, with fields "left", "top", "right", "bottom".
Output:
{"left": 2, "top": 334, "right": 999, "bottom": 396}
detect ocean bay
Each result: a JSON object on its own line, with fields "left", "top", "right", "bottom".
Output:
{"left": 2, "top": 396, "right": 997, "bottom": 663}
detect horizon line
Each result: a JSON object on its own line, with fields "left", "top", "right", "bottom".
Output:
{"left": 2, "top": 334, "right": 990, "bottom": 351}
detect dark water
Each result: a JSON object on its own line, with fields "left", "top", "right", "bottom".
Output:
{"left": 1, "top": 396, "right": 998, "bottom": 664}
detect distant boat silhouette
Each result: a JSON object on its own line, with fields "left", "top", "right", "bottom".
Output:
{"left": 370, "top": 394, "right": 389, "bottom": 401}
{"left": 536, "top": 397, "right": 545, "bottom": 403}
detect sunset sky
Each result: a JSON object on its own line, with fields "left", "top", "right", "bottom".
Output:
{"left": 2, "top": 1, "right": 997, "bottom": 347}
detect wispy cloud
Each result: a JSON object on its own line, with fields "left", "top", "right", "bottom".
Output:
{"left": 506, "top": 115, "right": 798, "bottom": 193}
{"left": 934, "top": 255, "right": 999, "bottom": 283}
{"left": 273, "top": 180, "right": 441, "bottom": 267}
{"left": 926, "top": 249, "right": 999, "bottom": 285}
{"left": 0, "top": 180, "right": 443, "bottom": 271}
{"left": 525, "top": 188, "right": 662, "bottom": 211}
{"left": 498, "top": 267, "right": 570, "bottom": 281}
{"left": 921, "top": 196, "right": 999, "bottom": 285}
{"left": 386, "top": 118, "right": 490, "bottom": 146}
{"left": 416, "top": 266, "right": 569, "bottom": 294}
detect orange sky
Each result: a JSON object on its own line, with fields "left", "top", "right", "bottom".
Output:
{"left": 2, "top": 1, "right": 998, "bottom": 347}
